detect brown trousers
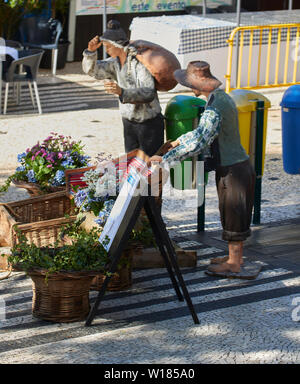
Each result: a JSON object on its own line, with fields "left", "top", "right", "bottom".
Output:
{"left": 216, "top": 159, "right": 256, "bottom": 242}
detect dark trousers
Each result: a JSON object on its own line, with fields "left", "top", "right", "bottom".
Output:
{"left": 216, "top": 159, "right": 256, "bottom": 242}
{"left": 123, "top": 113, "right": 165, "bottom": 156}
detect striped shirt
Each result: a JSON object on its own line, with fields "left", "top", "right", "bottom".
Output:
{"left": 162, "top": 106, "right": 221, "bottom": 166}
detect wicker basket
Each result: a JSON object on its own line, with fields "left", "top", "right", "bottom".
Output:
{"left": 0, "top": 191, "right": 76, "bottom": 247}
{"left": 28, "top": 269, "right": 95, "bottom": 322}
{"left": 12, "top": 180, "right": 65, "bottom": 196}
{"left": 90, "top": 249, "right": 133, "bottom": 292}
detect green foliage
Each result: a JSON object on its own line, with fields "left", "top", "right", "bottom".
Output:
{"left": 130, "top": 217, "right": 156, "bottom": 249}
{"left": 0, "top": 0, "right": 47, "bottom": 38}
{"left": 7, "top": 227, "right": 111, "bottom": 276}
{"left": 52, "top": 0, "right": 69, "bottom": 16}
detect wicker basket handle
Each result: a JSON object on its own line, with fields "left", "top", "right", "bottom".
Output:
{"left": 0, "top": 203, "right": 22, "bottom": 221}
{"left": 0, "top": 265, "right": 12, "bottom": 280}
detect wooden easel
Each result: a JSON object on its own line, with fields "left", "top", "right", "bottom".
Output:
{"left": 85, "top": 191, "right": 199, "bottom": 326}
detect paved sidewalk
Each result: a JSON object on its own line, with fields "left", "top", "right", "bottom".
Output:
{"left": 0, "top": 218, "right": 299, "bottom": 364}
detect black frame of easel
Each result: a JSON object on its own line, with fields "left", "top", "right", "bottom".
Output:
{"left": 85, "top": 193, "right": 199, "bottom": 326}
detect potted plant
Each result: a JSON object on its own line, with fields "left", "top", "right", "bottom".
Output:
{"left": 61, "top": 218, "right": 134, "bottom": 292}
{"left": 5, "top": 227, "right": 110, "bottom": 322}
{"left": 0, "top": 132, "right": 91, "bottom": 196}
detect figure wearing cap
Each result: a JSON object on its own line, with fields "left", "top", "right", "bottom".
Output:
{"left": 82, "top": 20, "right": 164, "bottom": 157}
{"left": 151, "top": 61, "right": 256, "bottom": 278}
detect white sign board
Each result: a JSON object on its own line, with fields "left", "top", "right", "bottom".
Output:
{"left": 76, "top": 0, "right": 204, "bottom": 16}
{"left": 99, "top": 166, "right": 145, "bottom": 251}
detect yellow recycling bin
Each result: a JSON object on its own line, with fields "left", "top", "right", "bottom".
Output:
{"left": 229, "top": 89, "right": 271, "bottom": 175}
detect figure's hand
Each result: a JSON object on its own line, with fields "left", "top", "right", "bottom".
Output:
{"left": 88, "top": 36, "right": 102, "bottom": 52}
{"left": 148, "top": 156, "right": 163, "bottom": 167}
{"left": 168, "top": 140, "right": 180, "bottom": 151}
{"left": 104, "top": 81, "right": 122, "bottom": 96}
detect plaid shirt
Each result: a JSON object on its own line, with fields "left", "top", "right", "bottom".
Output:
{"left": 162, "top": 107, "right": 221, "bottom": 166}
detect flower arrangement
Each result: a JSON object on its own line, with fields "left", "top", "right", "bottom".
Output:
{"left": 73, "top": 151, "right": 124, "bottom": 223}
{"left": 73, "top": 167, "right": 118, "bottom": 218}
{"left": 73, "top": 153, "right": 156, "bottom": 249}
{"left": 0, "top": 132, "right": 91, "bottom": 194}
{"left": 73, "top": 150, "right": 126, "bottom": 217}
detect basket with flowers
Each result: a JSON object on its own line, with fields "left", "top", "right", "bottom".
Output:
{"left": 0, "top": 132, "right": 91, "bottom": 196}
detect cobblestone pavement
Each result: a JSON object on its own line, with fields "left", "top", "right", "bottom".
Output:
{"left": 0, "top": 65, "right": 299, "bottom": 363}
{"left": 1, "top": 229, "right": 300, "bottom": 364}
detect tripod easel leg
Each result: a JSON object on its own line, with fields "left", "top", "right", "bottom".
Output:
{"left": 86, "top": 196, "right": 145, "bottom": 326}
{"left": 145, "top": 198, "right": 200, "bottom": 325}
{"left": 85, "top": 250, "right": 123, "bottom": 326}
{"left": 143, "top": 203, "right": 184, "bottom": 302}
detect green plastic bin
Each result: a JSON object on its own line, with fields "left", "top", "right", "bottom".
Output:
{"left": 164, "top": 95, "right": 207, "bottom": 190}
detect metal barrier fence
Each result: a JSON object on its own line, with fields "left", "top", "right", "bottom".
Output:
{"left": 225, "top": 23, "right": 300, "bottom": 93}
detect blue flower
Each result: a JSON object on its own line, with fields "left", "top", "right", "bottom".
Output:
{"left": 94, "top": 199, "right": 115, "bottom": 226}
{"left": 26, "top": 169, "right": 36, "bottom": 183}
{"left": 17, "top": 152, "right": 26, "bottom": 163}
{"left": 61, "top": 159, "right": 74, "bottom": 168}
{"left": 72, "top": 154, "right": 91, "bottom": 165}
{"left": 52, "top": 170, "right": 65, "bottom": 186}
{"left": 16, "top": 166, "right": 26, "bottom": 172}
{"left": 74, "top": 189, "right": 88, "bottom": 209}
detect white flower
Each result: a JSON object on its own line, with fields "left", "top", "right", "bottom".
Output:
{"left": 95, "top": 172, "right": 118, "bottom": 197}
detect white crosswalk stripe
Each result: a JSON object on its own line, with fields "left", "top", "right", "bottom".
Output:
{"left": 1, "top": 82, "right": 117, "bottom": 115}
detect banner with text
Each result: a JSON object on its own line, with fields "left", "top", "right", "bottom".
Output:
{"left": 76, "top": 0, "right": 203, "bottom": 15}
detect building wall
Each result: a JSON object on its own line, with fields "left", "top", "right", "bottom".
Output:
{"left": 74, "top": 10, "right": 185, "bottom": 61}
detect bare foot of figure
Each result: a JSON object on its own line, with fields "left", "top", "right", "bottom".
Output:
{"left": 210, "top": 256, "right": 244, "bottom": 265}
{"left": 207, "top": 261, "right": 241, "bottom": 274}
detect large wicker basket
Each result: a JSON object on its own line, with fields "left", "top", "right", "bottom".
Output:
{"left": 0, "top": 191, "right": 76, "bottom": 247}
{"left": 28, "top": 269, "right": 95, "bottom": 322}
